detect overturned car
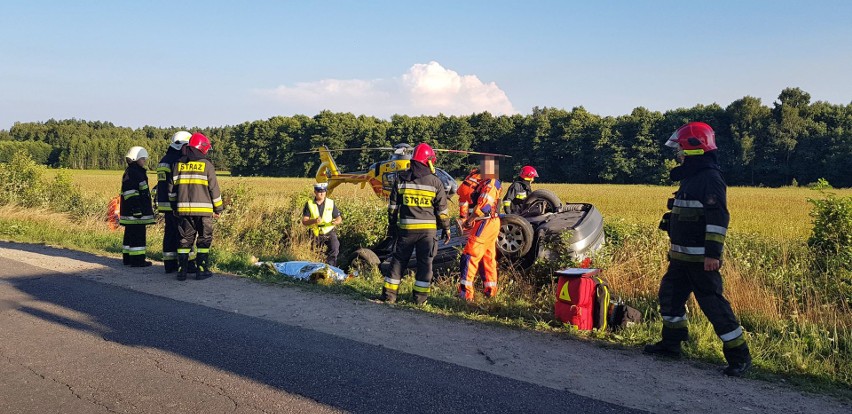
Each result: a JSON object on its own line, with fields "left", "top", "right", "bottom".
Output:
{"left": 347, "top": 189, "right": 605, "bottom": 271}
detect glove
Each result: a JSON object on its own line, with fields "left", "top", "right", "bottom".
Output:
{"left": 443, "top": 229, "right": 452, "bottom": 244}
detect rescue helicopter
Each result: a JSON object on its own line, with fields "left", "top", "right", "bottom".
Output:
{"left": 296, "top": 143, "right": 510, "bottom": 199}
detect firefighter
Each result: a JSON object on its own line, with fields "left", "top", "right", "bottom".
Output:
{"left": 644, "top": 122, "right": 752, "bottom": 377}
{"left": 156, "top": 131, "right": 191, "bottom": 273}
{"left": 381, "top": 142, "right": 451, "bottom": 305}
{"left": 456, "top": 168, "right": 481, "bottom": 220}
{"left": 458, "top": 177, "right": 502, "bottom": 301}
{"left": 502, "top": 165, "right": 537, "bottom": 214}
{"left": 301, "top": 182, "right": 343, "bottom": 266}
{"left": 172, "top": 133, "right": 223, "bottom": 281}
{"left": 120, "top": 146, "right": 155, "bottom": 267}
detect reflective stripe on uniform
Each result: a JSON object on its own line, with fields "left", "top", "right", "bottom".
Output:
{"left": 483, "top": 281, "right": 497, "bottom": 288}
{"left": 212, "top": 196, "right": 223, "bottom": 208}
{"left": 196, "top": 247, "right": 210, "bottom": 254}
{"left": 706, "top": 224, "right": 727, "bottom": 235}
{"left": 138, "top": 181, "right": 148, "bottom": 190}
{"left": 399, "top": 218, "right": 437, "bottom": 230}
{"left": 163, "top": 252, "right": 177, "bottom": 259}
{"left": 514, "top": 191, "right": 527, "bottom": 200}
{"left": 719, "top": 326, "right": 743, "bottom": 342}
{"left": 383, "top": 277, "right": 401, "bottom": 291}
{"left": 177, "top": 248, "right": 192, "bottom": 254}
{"left": 673, "top": 199, "right": 703, "bottom": 208}
{"left": 663, "top": 315, "right": 688, "bottom": 328}
{"left": 671, "top": 244, "right": 705, "bottom": 255}
{"left": 399, "top": 183, "right": 438, "bottom": 192}
{"left": 412, "top": 280, "right": 431, "bottom": 293}
{"left": 125, "top": 246, "right": 146, "bottom": 256}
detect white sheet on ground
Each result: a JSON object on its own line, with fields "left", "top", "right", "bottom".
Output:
{"left": 255, "top": 261, "right": 348, "bottom": 281}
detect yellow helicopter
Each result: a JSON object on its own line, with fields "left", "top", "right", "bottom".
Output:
{"left": 297, "top": 143, "right": 509, "bottom": 199}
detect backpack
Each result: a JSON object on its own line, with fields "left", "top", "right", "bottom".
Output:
{"left": 554, "top": 268, "right": 612, "bottom": 331}
{"left": 608, "top": 301, "right": 643, "bottom": 331}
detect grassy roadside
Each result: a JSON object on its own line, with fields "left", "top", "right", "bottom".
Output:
{"left": 2, "top": 155, "right": 851, "bottom": 398}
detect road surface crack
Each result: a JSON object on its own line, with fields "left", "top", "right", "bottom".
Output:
{"left": 144, "top": 350, "right": 242, "bottom": 413}
{"left": 0, "top": 347, "right": 119, "bottom": 413}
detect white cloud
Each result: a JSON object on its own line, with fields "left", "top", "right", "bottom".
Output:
{"left": 258, "top": 61, "right": 516, "bottom": 117}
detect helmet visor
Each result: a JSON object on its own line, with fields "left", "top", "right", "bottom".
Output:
{"left": 665, "top": 132, "right": 681, "bottom": 149}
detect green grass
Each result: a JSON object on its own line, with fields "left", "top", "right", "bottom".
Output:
{"left": 3, "top": 167, "right": 850, "bottom": 398}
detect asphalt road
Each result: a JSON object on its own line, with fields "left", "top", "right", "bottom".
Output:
{"left": 0, "top": 256, "right": 640, "bottom": 414}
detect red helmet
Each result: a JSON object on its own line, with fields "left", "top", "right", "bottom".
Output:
{"left": 520, "top": 165, "right": 538, "bottom": 180}
{"left": 666, "top": 122, "right": 716, "bottom": 155}
{"left": 188, "top": 132, "right": 212, "bottom": 155}
{"left": 412, "top": 142, "right": 437, "bottom": 165}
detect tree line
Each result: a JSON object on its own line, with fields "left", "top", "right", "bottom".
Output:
{"left": 1, "top": 87, "right": 850, "bottom": 187}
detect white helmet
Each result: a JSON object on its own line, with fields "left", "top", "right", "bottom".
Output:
{"left": 125, "top": 146, "right": 149, "bottom": 162}
{"left": 170, "top": 130, "right": 192, "bottom": 150}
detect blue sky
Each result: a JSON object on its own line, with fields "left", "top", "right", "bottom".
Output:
{"left": 1, "top": 0, "right": 850, "bottom": 129}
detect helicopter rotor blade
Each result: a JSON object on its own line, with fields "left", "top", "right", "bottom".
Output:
{"left": 433, "top": 148, "right": 511, "bottom": 158}
{"left": 295, "top": 147, "right": 396, "bottom": 155}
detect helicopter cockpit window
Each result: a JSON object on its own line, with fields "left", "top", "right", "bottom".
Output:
{"left": 382, "top": 172, "right": 397, "bottom": 193}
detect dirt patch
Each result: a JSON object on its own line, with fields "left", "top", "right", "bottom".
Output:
{"left": 0, "top": 241, "right": 848, "bottom": 414}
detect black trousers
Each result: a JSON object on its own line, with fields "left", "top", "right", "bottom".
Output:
{"left": 658, "top": 260, "right": 741, "bottom": 343}
{"left": 314, "top": 229, "right": 340, "bottom": 267}
{"left": 382, "top": 230, "right": 437, "bottom": 304}
{"left": 162, "top": 212, "right": 180, "bottom": 265}
{"left": 178, "top": 216, "right": 214, "bottom": 273}
{"left": 122, "top": 224, "right": 147, "bottom": 265}
{"left": 178, "top": 216, "right": 214, "bottom": 250}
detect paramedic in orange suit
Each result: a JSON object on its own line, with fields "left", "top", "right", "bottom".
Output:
{"left": 458, "top": 178, "right": 502, "bottom": 301}
{"left": 456, "top": 168, "right": 481, "bottom": 219}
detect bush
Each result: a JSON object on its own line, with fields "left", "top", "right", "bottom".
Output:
{"left": 0, "top": 152, "right": 96, "bottom": 220}
{"left": 808, "top": 192, "right": 852, "bottom": 271}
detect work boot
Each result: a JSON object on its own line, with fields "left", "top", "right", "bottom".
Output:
{"left": 122, "top": 253, "right": 131, "bottom": 266}
{"left": 195, "top": 253, "right": 212, "bottom": 280}
{"left": 722, "top": 343, "right": 752, "bottom": 377}
{"left": 412, "top": 292, "right": 429, "bottom": 306}
{"left": 130, "top": 260, "right": 153, "bottom": 268}
{"left": 643, "top": 340, "right": 683, "bottom": 359}
{"left": 176, "top": 253, "right": 189, "bottom": 281}
{"left": 380, "top": 289, "right": 398, "bottom": 304}
{"left": 187, "top": 260, "right": 199, "bottom": 274}
{"left": 163, "top": 259, "right": 178, "bottom": 273}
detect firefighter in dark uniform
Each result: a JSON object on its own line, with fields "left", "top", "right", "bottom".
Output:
{"left": 172, "top": 133, "right": 224, "bottom": 281}
{"left": 120, "top": 146, "right": 155, "bottom": 267}
{"left": 301, "top": 182, "right": 343, "bottom": 266}
{"left": 645, "top": 122, "right": 752, "bottom": 377}
{"left": 502, "top": 165, "right": 537, "bottom": 214}
{"left": 381, "top": 142, "right": 451, "bottom": 305}
{"left": 156, "top": 131, "right": 191, "bottom": 273}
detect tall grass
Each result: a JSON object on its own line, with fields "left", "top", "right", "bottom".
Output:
{"left": 3, "top": 160, "right": 851, "bottom": 393}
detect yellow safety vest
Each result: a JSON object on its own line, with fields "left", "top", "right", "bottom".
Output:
{"left": 307, "top": 198, "right": 335, "bottom": 236}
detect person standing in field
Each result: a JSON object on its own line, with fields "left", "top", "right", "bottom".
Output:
{"left": 381, "top": 142, "right": 451, "bottom": 305}
{"left": 120, "top": 146, "right": 155, "bottom": 267}
{"left": 156, "top": 131, "right": 192, "bottom": 274}
{"left": 301, "top": 182, "right": 343, "bottom": 267}
{"left": 172, "top": 133, "right": 223, "bottom": 281}
{"left": 645, "top": 121, "right": 752, "bottom": 377}
{"left": 502, "top": 165, "right": 537, "bottom": 214}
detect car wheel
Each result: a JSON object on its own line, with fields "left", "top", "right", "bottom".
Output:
{"left": 348, "top": 248, "right": 381, "bottom": 272}
{"left": 523, "top": 189, "right": 563, "bottom": 214}
{"left": 497, "top": 214, "right": 534, "bottom": 259}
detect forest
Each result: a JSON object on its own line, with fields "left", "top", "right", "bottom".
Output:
{"left": 1, "top": 87, "right": 850, "bottom": 187}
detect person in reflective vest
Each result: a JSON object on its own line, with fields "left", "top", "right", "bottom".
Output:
{"left": 645, "top": 122, "right": 752, "bottom": 377}
{"left": 502, "top": 165, "right": 537, "bottom": 214}
{"left": 156, "top": 131, "right": 191, "bottom": 273}
{"left": 459, "top": 178, "right": 502, "bottom": 301}
{"left": 172, "top": 132, "right": 223, "bottom": 281}
{"left": 381, "top": 143, "right": 451, "bottom": 305}
{"left": 301, "top": 182, "right": 343, "bottom": 266}
{"left": 120, "top": 146, "right": 155, "bottom": 267}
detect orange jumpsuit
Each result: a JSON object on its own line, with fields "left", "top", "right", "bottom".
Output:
{"left": 459, "top": 179, "right": 501, "bottom": 300}
{"left": 457, "top": 170, "right": 481, "bottom": 219}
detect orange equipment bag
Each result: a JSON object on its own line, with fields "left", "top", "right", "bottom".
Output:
{"left": 107, "top": 195, "right": 121, "bottom": 230}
